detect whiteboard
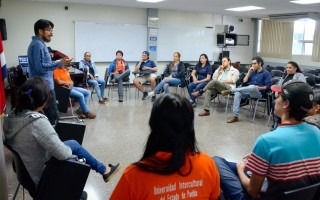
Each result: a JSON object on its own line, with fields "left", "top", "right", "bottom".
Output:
{"left": 75, "top": 21, "right": 147, "bottom": 62}
{"left": 157, "top": 26, "right": 214, "bottom": 61}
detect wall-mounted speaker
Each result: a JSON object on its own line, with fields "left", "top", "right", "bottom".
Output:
{"left": 0, "top": 19, "right": 7, "bottom": 40}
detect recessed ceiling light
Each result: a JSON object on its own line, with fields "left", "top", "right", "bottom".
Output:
{"left": 226, "top": 6, "right": 265, "bottom": 12}
{"left": 290, "top": 0, "right": 320, "bottom": 4}
{"left": 137, "top": 0, "right": 164, "bottom": 3}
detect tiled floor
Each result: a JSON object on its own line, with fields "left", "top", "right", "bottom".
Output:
{"left": 4, "top": 87, "right": 271, "bottom": 200}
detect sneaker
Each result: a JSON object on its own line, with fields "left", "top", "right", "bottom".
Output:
{"left": 103, "top": 97, "right": 109, "bottom": 101}
{"left": 119, "top": 96, "right": 123, "bottom": 102}
{"left": 198, "top": 110, "right": 210, "bottom": 116}
{"left": 191, "top": 102, "right": 196, "bottom": 108}
{"left": 221, "top": 89, "right": 231, "bottom": 96}
{"left": 151, "top": 96, "right": 156, "bottom": 102}
{"left": 142, "top": 92, "right": 148, "bottom": 100}
{"left": 103, "top": 163, "right": 121, "bottom": 182}
{"left": 99, "top": 99, "right": 106, "bottom": 104}
{"left": 192, "top": 91, "right": 202, "bottom": 97}
{"left": 148, "top": 91, "right": 155, "bottom": 98}
{"left": 85, "top": 112, "right": 96, "bottom": 119}
{"left": 227, "top": 116, "right": 239, "bottom": 123}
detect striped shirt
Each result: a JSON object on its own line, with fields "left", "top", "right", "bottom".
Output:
{"left": 246, "top": 122, "right": 320, "bottom": 199}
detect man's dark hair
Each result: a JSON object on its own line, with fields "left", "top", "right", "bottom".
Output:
{"left": 34, "top": 19, "right": 54, "bottom": 35}
{"left": 252, "top": 56, "right": 264, "bottom": 67}
{"left": 116, "top": 50, "right": 123, "bottom": 56}
{"left": 135, "top": 94, "right": 199, "bottom": 176}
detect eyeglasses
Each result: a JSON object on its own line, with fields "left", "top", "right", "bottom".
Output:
{"left": 43, "top": 28, "right": 53, "bottom": 32}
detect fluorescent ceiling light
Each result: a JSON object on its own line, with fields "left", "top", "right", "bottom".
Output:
{"left": 226, "top": 6, "right": 265, "bottom": 12}
{"left": 137, "top": 0, "right": 164, "bottom": 3}
{"left": 290, "top": 0, "right": 320, "bottom": 4}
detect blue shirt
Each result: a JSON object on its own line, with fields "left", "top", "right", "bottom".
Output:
{"left": 195, "top": 63, "right": 212, "bottom": 81}
{"left": 135, "top": 60, "right": 156, "bottom": 74}
{"left": 248, "top": 68, "right": 271, "bottom": 96}
{"left": 28, "top": 36, "right": 62, "bottom": 90}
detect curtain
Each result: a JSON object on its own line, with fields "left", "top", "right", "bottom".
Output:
{"left": 312, "top": 20, "right": 320, "bottom": 62}
{"left": 260, "top": 19, "right": 294, "bottom": 59}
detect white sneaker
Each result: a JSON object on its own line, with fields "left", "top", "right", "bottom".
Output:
{"left": 148, "top": 91, "right": 155, "bottom": 97}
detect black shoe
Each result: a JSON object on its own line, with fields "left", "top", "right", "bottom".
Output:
{"left": 142, "top": 92, "right": 148, "bottom": 100}
{"left": 211, "top": 93, "right": 217, "bottom": 100}
{"left": 119, "top": 96, "right": 123, "bottom": 102}
{"left": 240, "top": 98, "right": 249, "bottom": 107}
{"left": 151, "top": 96, "right": 156, "bottom": 102}
{"left": 103, "top": 163, "right": 121, "bottom": 182}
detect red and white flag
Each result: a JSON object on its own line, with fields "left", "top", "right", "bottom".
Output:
{"left": 0, "top": 33, "right": 7, "bottom": 114}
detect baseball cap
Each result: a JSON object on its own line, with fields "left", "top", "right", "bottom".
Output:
{"left": 271, "top": 80, "right": 314, "bottom": 112}
{"left": 142, "top": 51, "right": 149, "bottom": 56}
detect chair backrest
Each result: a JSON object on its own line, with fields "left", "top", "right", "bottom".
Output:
{"left": 36, "top": 157, "right": 90, "bottom": 200}
{"left": 3, "top": 142, "right": 37, "bottom": 198}
{"left": 314, "top": 68, "right": 320, "bottom": 76}
{"left": 281, "top": 182, "right": 320, "bottom": 200}
{"left": 304, "top": 73, "right": 316, "bottom": 87}
{"left": 265, "top": 65, "right": 275, "bottom": 73}
{"left": 270, "top": 70, "right": 283, "bottom": 78}
{"left": 275, "top": 66, "right": 285, "bottom": 72}
{"left": 55, "top": 121, "right": 86, "bottom": 145}
{"left": 303, "top": 69, "right": 316, "bottom": 75}
{"left": 54, "top": 85, "right": 71, "bottom": 113}
{"left": 238, "top": 65, "right": 249, "bottom": 73}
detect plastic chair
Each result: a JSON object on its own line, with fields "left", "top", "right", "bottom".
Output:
{"left": 304, "top": 73, "right": 316, "bottom": 88}
{"left": 4, "top": 142, "right": 90, "bottom": 200}
{"left": 303, "top": 69, "right": 316, "bottom": 75}
{"left": 265, "top": 65, "right": 275, "bottom": 73}
{"left": 275, "top": 66, "right": 285, "bottom": 72}
{"left": 270, "top": 70, "right": 283, "bottom": 78}
{"left": 281, "top": 182, "right": 320, "bottom": 200}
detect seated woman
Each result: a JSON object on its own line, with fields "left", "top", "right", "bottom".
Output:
{"left": 3, "top": 77, "right": 120, "bottom": 187}
{"left": 187, "top": 54, "right": 212, "bottom": 107}
{"left": 271, "top": 61, "right": 306, "bottom": 129}
{"left": 110, "top": 94, "right": 220, "bottom": 200}
{"left": 147, "top": 52, "right": 185, "bottom": 98}
{"left": 108, "top": 50, "right": 131, "bottom": 102}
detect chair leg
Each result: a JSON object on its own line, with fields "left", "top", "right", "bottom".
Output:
{"left": 12, "top": 183, "right": 20, "bottom": 200}
{"left": 252, "top": 99, "right": 259, "bottom": 121}
{"left": 224, "top": 95, "right": 230, "bottom": 115}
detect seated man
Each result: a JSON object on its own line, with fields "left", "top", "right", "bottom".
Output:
{"left": 192, "top": 56, "right": 239, "bottom": 116}
{"left": 108, "top": 50, "right": 131, "bottom": 102}
{"left": 221, "top": 56, "right": 271, "bottom": 123}
{"left": 54, "top": 65, "right": 96, "bottom": 119}
{"left": 133, "top": 51, "right": 157, "bottom": 101}
{"left": 213, "top": 81, "right": 320, "bottom": 200}
{"left": 79, "top": 52, "right": 107, "bottom": 104}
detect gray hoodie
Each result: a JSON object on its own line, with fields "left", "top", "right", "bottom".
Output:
{"left": 3, "top": 110, "right": 72, "bottom": 186}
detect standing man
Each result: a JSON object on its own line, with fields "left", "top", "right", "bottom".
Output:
{"left": 133, "top": 51, "right": 157, "bottom": 101}
{"left": 192, "top": 57, "right": 239, "bottom": 116}
{"left": 221, "top": 56, "right": 271, "bottom": 123}
{"left": 213, "top": 81, "right": 320, "bottom": 199}
{"left": 28, "top": 19, "right": 72, "bottom": 125}
{"left": 79, "top": 52, "right": 107, "bottom": 104}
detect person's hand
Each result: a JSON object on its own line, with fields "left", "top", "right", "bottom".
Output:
{"left": 164, "top": 77, "right": 169, "bottom": 81}
{"left": 248, "top": 66, "right": 254, "bottom": 72}
{"left": 69, "top": 81, "right": 74, "bottom": 88}
{"left": 193, "top": 79, "right": 199, "bottom": 84}
{"left": 89, "top": 74, "right": 95, "bottom": 79}
{"left": 61, "top": 57, "right": 73, "bottom": 66}
{"left": 219, "top": 65, "right": 224, "bottom": 71}
{"left": 236, "top": 162, "right": 246, "bottom": 171}
{"left": 243, "top": 154, "right": 251, "bottom": 164}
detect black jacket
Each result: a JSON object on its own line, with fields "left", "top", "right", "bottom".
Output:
{"left": 163, "top": 61, "right": 186, "bottom": 86}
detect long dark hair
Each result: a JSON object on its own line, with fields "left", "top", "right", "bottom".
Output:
{"left": 196, "top": 54, "right": 210, "bottom": 68}
{"left": 15, "top": 77, "right": 50, "bottom": 114}
{"left": 282, "top": 61, "right": 302, "bottom": 78}
{"left": 169, "top": 52, "right": 181, "bottom": 73}
{"left": 135, "top": 94, "right": 199, "bottom": 175}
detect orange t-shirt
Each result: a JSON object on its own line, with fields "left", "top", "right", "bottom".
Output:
{"left": 115, "top": 60, "right": 126, "bottom": 73}
{"left": 110, "top": 152, "right": 220, "bottom": 200}
{"left": 53, "top": 67, "right": 71, "bottom": 83}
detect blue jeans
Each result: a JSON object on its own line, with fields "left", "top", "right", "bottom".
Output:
{"left": 213, "top": 156, "right": 250, "bottom": 200}
{"left": 154, "top": 78, "right": 182, "bottom": 94}
{"left": 64, "top": 140, "right": 106, "bottom": 175}
{"left": 231, "top": 85, "right": 262, "bottom": 117}
{"left": 187, "top": 82, "right": 207, "bottom": 102}
{"left": 70, "top": 87, "right": 90, "bottom": 113}
{"left": 87, "top": 78, "right": 106, "bottom": 99}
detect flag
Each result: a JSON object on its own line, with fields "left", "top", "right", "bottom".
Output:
{"left": 0, "top": 32, "right": 7, "bottom": 114}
